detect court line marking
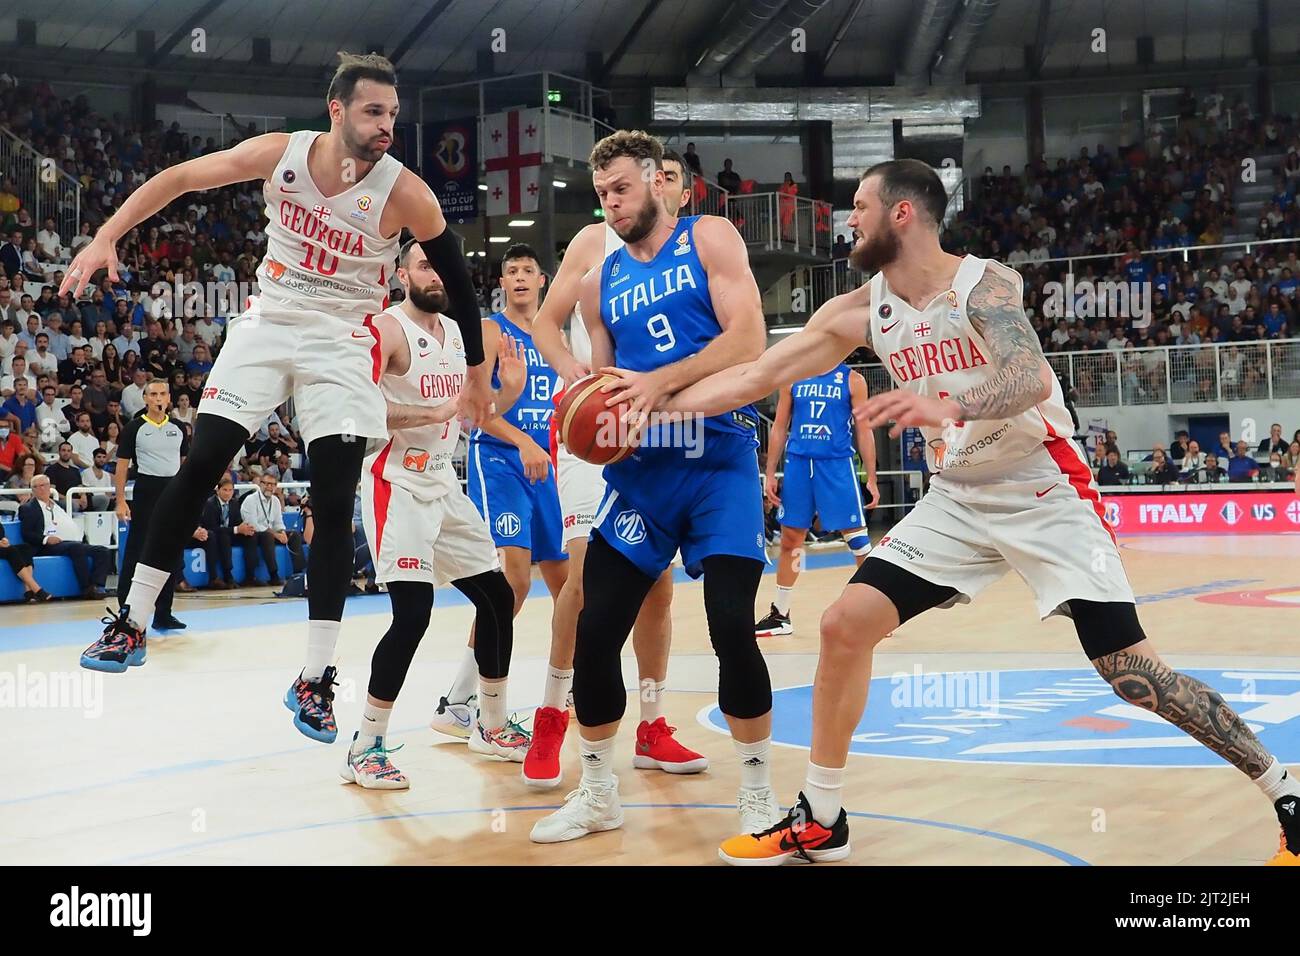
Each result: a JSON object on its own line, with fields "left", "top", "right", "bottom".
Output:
{"left": 97, "top": 802, "right": 1089, "bottom": 866}
{"left": 696, "top": 666, "right": 1300, "bottom": 769}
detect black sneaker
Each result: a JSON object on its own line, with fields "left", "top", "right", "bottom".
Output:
{"left": 755, "top": 603, "right": 793, "bottom": 637}
{"left": 718, "top": 792, "right": 851, "bottom": 866}
{"left": 153, "top": 613, "right": 187, "bottom": 631}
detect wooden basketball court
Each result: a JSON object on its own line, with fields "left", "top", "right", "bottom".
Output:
{"left": 4, "top": 532, "right": 1298, "bottom": 866}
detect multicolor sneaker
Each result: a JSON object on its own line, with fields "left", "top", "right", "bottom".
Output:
{"left": 284, "top": 666, "right": 339, "bottom": 744}
{"left": 79, "top": 606, "right": 146, "bottom": 673}
{"left": 468, "top": 713, "right": 532, "bottom": 762}
{"left": 718, "top": 791, "right": 851, "bottom": 866}
{"left": 529, "top": 776, "right": 624, "bottom": 843}
{"left": 754, "top": 603, "right": 793, "bottom": 637}
{"left": 340, "top": 734, "right": 409, "bottom": 791}
{"left": 1267, "top": 794, "right": 1300, "bottom": 866}
{"left": 429, "top": 694, "right": 476, "bottom": 741}
{"left": 633, "top": 718, "right": 709, "bottom": 774}
{"left": 522, "top": 706, "right": 570, "bottom": 789}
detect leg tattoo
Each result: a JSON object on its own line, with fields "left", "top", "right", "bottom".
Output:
{"left": 1094, "top": 650, "right": 1272, "bottom": 779}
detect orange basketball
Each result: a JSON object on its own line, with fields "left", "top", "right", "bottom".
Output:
{"left": 555, "top": 373, "right": 638, "bottom": 465}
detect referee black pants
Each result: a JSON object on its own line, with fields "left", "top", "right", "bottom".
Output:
{"left": 118, "top": 475, "right": 182, "bottom": 618}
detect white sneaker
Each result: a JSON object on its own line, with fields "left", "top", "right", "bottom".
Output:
{"left": 737, "top": 786, "right": 781, "bottom": 833}
{"left": 468, "top": 713, "right": 532, "bottom": 762}
{"left": 530, "top": 776, "right": 624, "bottom": 843}
{"left": 430, "top": 694, "right": 476, "bottom": 741}
{"left": 339, "top": 734, "right": 410, "bottom": 790}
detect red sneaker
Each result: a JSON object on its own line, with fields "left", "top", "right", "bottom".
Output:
{"left": 521, "top": 706, "right": 569, "bottom": 789}
{"left": 633, "top": 717, "right": 709, "bottom": 774}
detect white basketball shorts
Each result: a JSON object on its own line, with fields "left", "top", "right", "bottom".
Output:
{"left": 869, "top": 439, "right": 1135, "bottom": 619}
{"left": 198, "top": 296, "right": 387, "bottom": 447}
{"left": 360, "top": 473, "right": 501, "bottom": 586}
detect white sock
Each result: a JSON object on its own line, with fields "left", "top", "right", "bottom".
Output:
{"left": 123, "top": 564, "right": 171, "bottom": 630}
{"left": 448, "top": 644, "right": 478, "bottom": 703}
{"left": 735, "top": 737, "right": 772, "bottom": 792}
{"left": 773, "top": 585, "right": 793, "bottom": 616}
{"left": 805, "top": 761, "right": 846, "bottom": 827}
{"left": 1256, "top": 758, "right": 1300, "bottom": 802}
{"left": 542, "top": 666, "right": 573, "bottom": 711}
{"left": 354, "top": 702, "right": 392, "bottom": 753}
{"left": 479, "top": 677, "right": 507, "bottom": 730}
{"left": 640, "top": 679, "right": 667, "bottom": 724}
{"left": 579, "top": 735, "right": 615, "bottom": 787}
{"left": 302, "top": 620, "right": 340, "bottom": 683}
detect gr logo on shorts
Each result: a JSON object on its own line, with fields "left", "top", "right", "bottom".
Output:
{"left": 495, "top": 512, "right": 522, "bottom": 538}
{"left": 614, "top": 510, "right": 647, "bottom": 546}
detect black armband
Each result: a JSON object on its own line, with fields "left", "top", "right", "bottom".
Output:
{"left": 419, "top": 229, "right": 484, "bottom": 365}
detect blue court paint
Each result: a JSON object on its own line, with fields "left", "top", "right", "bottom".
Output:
{"left": 103, "top": 802, "right": 1088, "bottom": 866}
{"left": 0, "top": 551, "right": 864, "bottom": 650}
{"left": 715, "top": 667, "right": 1300, "bottom": 768}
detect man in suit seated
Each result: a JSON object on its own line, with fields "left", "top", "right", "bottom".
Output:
{"left": 196, "top": 477, "right": 240, "bottom": 589}
{"left": 19, "top": 474, "right": 113, "bottom": 598}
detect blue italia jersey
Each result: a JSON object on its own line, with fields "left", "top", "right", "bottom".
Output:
{"left": 470, "top": 311, "right": 560, "bottom": 451}
{"left": 599, "top": 216, "right": 757, "bottom": 437}
{"left": 785, "top": 365, "right": 854, "bottom": 459}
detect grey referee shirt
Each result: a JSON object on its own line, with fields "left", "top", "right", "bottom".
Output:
{"left": 117, "top": 413, "right": 189, "bottom": 479}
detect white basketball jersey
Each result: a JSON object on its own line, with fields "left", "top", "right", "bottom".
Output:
{"left": 259, "top": 130, "right": 403, "bottom": 317}
{"left": 868, "top": 256, "right": 1075, "bottom": 481}
{"left": 568, "top": 224, "right": 624, "bottom": 364}
{"left": 366, "top": 306, "right": 467, "bottom": 501}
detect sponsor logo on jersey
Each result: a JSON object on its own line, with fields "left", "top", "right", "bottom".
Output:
{"left": 494, "top": 512, "right": 522, "bottom": 538}
{"left": 673, "top": 232, "right": 692, "bottom": 256}
{"left": 264, "top": 259, "right": 286, "bottom": 280}
{"left": 283, "top": 169, "right": 296, "bottom": 183}
{"left": 614, "top": 509, "right": 647, "bottom": 545}
{"left": 403, "top": 448, "right": 431, "bottom": 472}
{"left": 878, "top": 304, "right": 892, "bottom": 319}
{"left": 349, "top": 211, "right": 367, "bottom": 223}
{"left": 418, "top": 337, "right": 429, "bottom": 349}
{"left": 880, "top": 536, "right": 923, "bottom": 560}
{"left": 357, "top": 195, "right": 372, "bottom": 211}
{"left": 833, "top": 371, "right": 843, "bottom": 384}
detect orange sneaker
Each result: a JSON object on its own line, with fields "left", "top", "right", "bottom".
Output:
{"left": 1267, "top": 796, "right": 1300, "bottom": 866}
{"left": 633, "top": 717, "right": 708, "bottom": 774}
{"left": 718, "top": 792, "right": 850, "bottom": 866}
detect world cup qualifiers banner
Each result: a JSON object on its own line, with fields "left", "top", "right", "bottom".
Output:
{"left": 423, "top": 119, "right": 479, "bottom": 223}
{"left": 1101, "top": 492, "right": 1300, "bottom": 534}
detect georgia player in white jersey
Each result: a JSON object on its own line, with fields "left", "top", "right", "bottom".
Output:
{"left": 67, "top": 54, "right": 494, "bottom": 753}
{"left": 524, "top": 149, "right": 707, "bottom": 788}
{"left": 341, "top": 239, "right": 533, "bottom": 788}
{"left": 666, "top": 159, "right": 1300, "bottom": 867}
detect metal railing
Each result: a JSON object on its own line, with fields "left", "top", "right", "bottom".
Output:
{"left": 173, "top": 112, "right": 285, "bottom": 149}
{"left": 725, "top": 193, "right": 832, "bottom": 257}
{"left": 0, "top": 126, "right": 82, "bottom": 247}
{"left": 1044, "top": 338, "right": 1300, "bottom": 407}
{"left": 1038, "top": 236, "right": 1300, "bottom": 275}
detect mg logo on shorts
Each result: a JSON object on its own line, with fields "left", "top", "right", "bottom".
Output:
{"left": 709, "top": 668, "right": 1300, "bottom": 767}
{"left": 494, "top": 512, "right": 522, "bottom": 538}
{"left": 613, "top": 509, "right": 646, "bottom": 546}
{"left": 1103, "top": 501, "right": 1121, "bottom": 528}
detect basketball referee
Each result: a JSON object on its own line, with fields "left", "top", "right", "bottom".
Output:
{"left": 116, "top": 378, "right": 190, "bottom": 631}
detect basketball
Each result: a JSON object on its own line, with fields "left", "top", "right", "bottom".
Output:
{"left": 555, "top": 373, "right": 638, "bottom": 465}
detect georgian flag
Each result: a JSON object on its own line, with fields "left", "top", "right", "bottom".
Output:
{"left": 483, "top": 108, "right": 543, "bottom": 217}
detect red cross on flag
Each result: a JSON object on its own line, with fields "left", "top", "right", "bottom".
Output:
{"left": 914, "top": 321, "right": 932, "bottom": 338}
{"left": 483, "top": 108, "right": 543, "bottom": 217}
{"left": 311, "top": 203, "right": 331, "bottom": 221}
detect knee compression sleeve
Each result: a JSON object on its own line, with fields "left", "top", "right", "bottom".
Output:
{"left": 701, "top": 555, "right": 771, "bottom": 720}
{"left": 305, "top": 435, "right": 367, "bottom": 622}
{"left": 452, "top": 569, "right": 515, "bottom": 680}
{"left": 1068, "top": 599, "right": 1147, "bottom": 660}
{"left": 368, "top": 581, "right": 434, "bottom": 701}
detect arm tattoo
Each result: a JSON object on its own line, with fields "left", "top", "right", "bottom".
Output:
{"left": 1094, "top": 650, "right": 1273, "bottom": 778}
{"left": 955, "top": 269, "right": 1048, "bottom": 421}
